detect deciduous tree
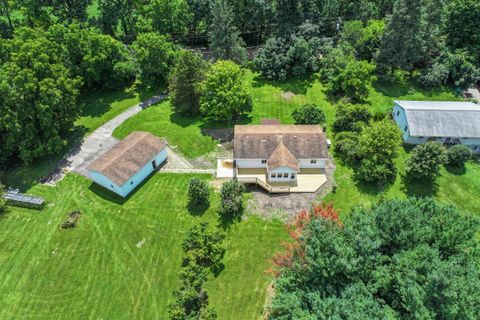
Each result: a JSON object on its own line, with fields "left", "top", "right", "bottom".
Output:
{"left": 199, "top": 60, "right": 252, "bottom": 123}
{"left": 405, "top": 141, "right": 447, "bottom": 179}
{"left": 131, "top": 32, "right": 177, "bottom": 83}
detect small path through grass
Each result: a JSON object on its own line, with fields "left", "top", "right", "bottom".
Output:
{"left": 44, "top": 95, "right": 166, "bottom": 184}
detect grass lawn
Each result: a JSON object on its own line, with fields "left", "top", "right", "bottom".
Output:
{"left": 0, "top": 173, "right": 286, "bottom": 319}
{"left": 113, "top": 100, "right": 219, "bottom": 159}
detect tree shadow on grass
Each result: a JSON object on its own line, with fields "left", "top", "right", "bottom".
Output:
{"left": 187, "top": 201, "right": 210, "bottom": 216}
{"left": 80, "top": 87, "right": 137, "bottom": 119}
{"left": 218, "top": 211, "right": 241, "bottom": 230}
{"left": 251, "top": 74, "right": 315, "bottom": 95}
{"left": 2, "top": 126, "right": 86, "bottom": 191}
{"left": 402, "top": 175, "right": 439, "bottom": 198}
{"left": 212, "top": 263, "right": 225, "bottom": 277}
{"left": 445, "top": 164, "right": 467, "bottom": 176}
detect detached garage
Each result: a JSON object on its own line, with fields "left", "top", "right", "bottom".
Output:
{"left": 87, "top": 131, "right": 167, "bottom": 197}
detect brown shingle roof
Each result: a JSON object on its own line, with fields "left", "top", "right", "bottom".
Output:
{"left": 234, "top": 125, "right": 328, "bottom": 160}
{"left": 88, "top": 131, "right": 166, "bottom": 186}
{"left": 267, "top": 141, "right": 299, "bottom": 171}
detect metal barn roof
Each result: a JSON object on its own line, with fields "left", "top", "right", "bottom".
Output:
{"left": 395, "top": 100, "right": 480, "bottom": 138}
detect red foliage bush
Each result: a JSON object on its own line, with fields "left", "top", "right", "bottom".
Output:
{"left": 268, "top": 203, "right": 341, "bottom": 276}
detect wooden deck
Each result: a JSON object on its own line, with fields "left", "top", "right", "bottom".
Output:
{"left": 236, "top": 168, "right": 327, "bottom": 193}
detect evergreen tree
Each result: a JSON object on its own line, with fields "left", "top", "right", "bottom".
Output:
{"left": 208, "top": 0, "right": 246, "bottom": 64}
{"left": 377, "top": 0, "right": 424, "bottom": 75}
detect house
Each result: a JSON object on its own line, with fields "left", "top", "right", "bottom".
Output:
{"left": 87, "top": 131, "right": 167, "bottom": 197}
{"left": 232, "top": 125, "right": 329, "bottom": 192}
{"left": 393, "top": 100, "right": 480, "bottom": 153}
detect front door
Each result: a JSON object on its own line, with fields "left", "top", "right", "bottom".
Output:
{"left": 152, "top": 160, "right": 157, "bottom": 169}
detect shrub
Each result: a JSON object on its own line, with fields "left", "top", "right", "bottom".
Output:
{"left": 291, "top": 104, "right": 326, "bottom": 125}
{"left": 334, "top": 132, "right": 359, "bottom": 165}
{"left": 356, "top": 120, "right": 402, "bottom": 183}
{"left": 446, "top": 144, "right": 472, "bottom": 166}
{"left": 219, "top": 180, "right": 245, "bottom": 218}
{"left": 406, "top": 142, "right": 447, "bottom": 179}
{"left": 333, "top": 103, "right": 372, "bottom": 133}
{"left": 188, "top": 178, "right": 210, "bottom": 206}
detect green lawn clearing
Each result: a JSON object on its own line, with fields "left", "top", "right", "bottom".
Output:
{"left": 113, "top": 100, "right": 219, "bottom": 159}
{"left": 0, "top": 173, "right": 286, "bottom": 320}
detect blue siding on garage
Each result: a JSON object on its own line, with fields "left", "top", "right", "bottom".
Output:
{"left": 88, "top": 148, "right": 167, "bottom": 197}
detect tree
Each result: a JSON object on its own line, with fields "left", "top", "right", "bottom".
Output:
{"left": 188, "top": 177, "right": 210, "bottom": 206}
{"left": 405, "top": 141, "right": 447, "bottom": 179}
{"left": 47, "top": 24, "right": 136, "bottom": 89}
{"left": 140, "top": 0, "right": 191, "bottom": 38}
{"left": 340, "top": 19, "right": 385, "bottom": 61}
{"left": 446, "top": 144, "right": 472, "bottom": 167}
{"left": 169, "top": 50, "right": 209, "bottom": 115}
{"left": 254, "top": 22, "right": 329, "bottom": 80}
{"left": 291, "top": 104, "right": 326, "bottom": 125}
{"left": 219, "top": 179, "right": 245, "bottom": 218}
{"left": 268, "top": 198, "right": 480, "bottom": 319}
{"left": 421, "top": 50, "right": 480, "bottom": 89}
{"left": 52, "top": 0, "right": 91, "bottom": 22}
{"left": 98, "top": 0, "right": 138, "bottom": 39}
{"left": 332, "top": 102, "right": 371, "bottom": 133}
{"left": 169, "top": 223, "right": 224, "bottom": 320}
{"left": 208, "top": 0, "right": 246, "bottom": 64}
{"left": 377, "top": 0, "right": 424, "bottom": 75}
{"left": 356, "top": 119, "right": 402, "bottom": 183}
{"left": 329, "top": 58, "right": 376, "bottom": 102}
{"left": 0, "top": 182, "right": 6, "bottom": 214}
{"left": 445, "top": 0, "right": 480, "bottom": 64}
{"left": 0, "top": 27, "right": 81, "bottom": 165}
{"left": 199, "top": 60, "right": 252, "bottom": 123}
{"left": 132, "top": 32, "right": 177, "bottom": 83}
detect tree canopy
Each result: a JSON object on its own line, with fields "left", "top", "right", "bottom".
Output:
{"left": 199, "top": 60, "right": 252, "bottom": 123}
{"left": 269, "top": 198, "right": 480, "bottom": 319}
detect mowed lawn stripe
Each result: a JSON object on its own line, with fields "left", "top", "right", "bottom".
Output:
{"left": 0, "top": 173, "right": 286, "bottom": 319}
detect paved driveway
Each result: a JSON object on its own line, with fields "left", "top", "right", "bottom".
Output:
{"left": 45, "top": 95, "right": 165, "bottom": 184}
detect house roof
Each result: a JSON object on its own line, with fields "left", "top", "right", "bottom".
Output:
{"left": 234, "top": 125, "right": 328, "bottom": 160}
{"left": 87, "top": 131, "right": 166, "bottom": 186}
{"left": 395, "top": 101, "right": 480, "bottom": 138}
{"left": 267, "top": 141, "right": 299, "bottom": 171}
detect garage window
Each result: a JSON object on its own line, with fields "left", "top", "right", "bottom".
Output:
{"left": 310, "top": 160, "right": 317, "bottom": 164}
{"left": 283, "top": 173, "right": 289, "bottom": 178}
{"left": 271, "top": 173, "right": 276, "bottom": 178}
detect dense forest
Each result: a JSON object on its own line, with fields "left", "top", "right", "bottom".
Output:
{"left": 0, "top": 0, "right": 479, "bottom": 166}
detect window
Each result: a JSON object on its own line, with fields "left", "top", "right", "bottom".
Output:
{"left": 110, "top": 185, "right": 114, "bottom": 188}
{"left": 474, "top": 146, "right": 479, "bottom": 151}
{"left": 130, "top": 181, "right": 134, "bottom": 185}
{"left": 271, "top": 173, "right": 276, "bottom": 178}
{"left": 396, "top": 110, "right": 400, "bottom": 117}
{"left": 283, "top": 173, "right": 289, "bottom": 178}
{"left": 404, "top": 126, "right": 408, "bottom": 132}
{"left": 419, "top": 136, "right": 424, "bottom": 139}
{"left": 310, "top": 160, "right": 317, "bottom": 164}
{"left": 261, "top": 159, "right": 266, "bottom": 164}
{"left": 291, "top": 173, "right": 295, "bottom": 179}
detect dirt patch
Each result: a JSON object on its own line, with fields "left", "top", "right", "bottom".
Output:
{"left": 201, "top": 128, "right": 234, "bottom": 143}
{"left": 246, "top": 159, "right": 336, "bottom": 221}
{"left": 281, "top": 91, "right": 296, "bottom": 101}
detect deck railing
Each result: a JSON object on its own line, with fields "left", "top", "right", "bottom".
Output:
{"left": 237, "top": 176, "right": 290, "bottom": 193}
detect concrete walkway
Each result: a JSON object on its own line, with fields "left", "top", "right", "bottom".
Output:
{"left": 466, "top": 87, "right": 480, "bottom": 102}
{"left": 44, "top": 95, "right": 166, "bottom": 185}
